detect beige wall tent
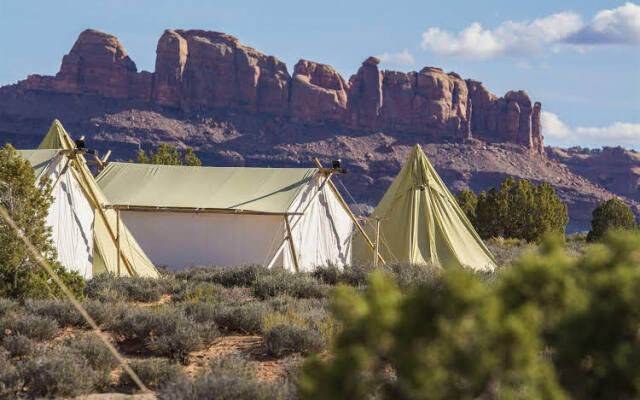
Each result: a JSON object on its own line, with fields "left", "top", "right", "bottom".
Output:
{"left": 352, "top": 145, "right": 497, "bottom": 272}
{"left": 96, "top": 161, "right": 360, "bottom": 271}
{"left": 23, "top": 120, "right": 159, "bottom": 278}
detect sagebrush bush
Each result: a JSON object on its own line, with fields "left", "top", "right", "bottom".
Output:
{"left": 120, "top": 358, "right": 185, "bottom": 391}
{"left": 212, "top": 303, "right": 266, "bottom": 334}
{"left": 264, "top": 323, "right": 325, "bottom": 358}
{"left": 254, "top": 272, "right": 329, "bottom": 299}
{"left": 0, "top": 348, "right": 21, "bottom": 398}
{"left": 65, "top": 334, "right": 119, "bottom": 389}
{"left": 0, "top": 298, "right": 19, "bottom": 315}
{"left": 21, "top": 347, "right": 95, "bottom": 398}
{"left": 173, "top": 265, "right": 264, "bottom": 288}
{"left": 160, "top": 354, "right": 289, "bottom": 400}
{"left": 85, "top": 273, "right": 171, "bottom": 302}
{"left": 110, "top": 307, "right": 217, "bottom": 363}
{"left": 25, "top": 299, "right": 85, "bottom": 327}
{"left": 0, "top": 312, "right": 58, "bottom": 341}
{"left": 1, "top": 334, "right": 36, "bottom": 358}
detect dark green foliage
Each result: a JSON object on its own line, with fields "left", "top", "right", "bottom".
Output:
{"left": 0, "top": 143, "right": 85, "bottom": 299}
{"left": 587, "top": 198, "right": 637, "bottom": 242}
{"left": 463, "top": 176, "right": 568, "bottom": 242}
{"left": 21, "top": 347, "right": 95, "bottom": 398}
{"left": 254, "top": 271, "right": 329, "bottom": 299}
{"left": 120, "top": 358, "right": 186, "bottom": 390}
{"left": 456, "top": 189, "right": 478, "bottom": 225}
{"left": 265, "top": 324, "right": 325, "bottom": 358}
{"left": 84, "top": 273, "right": 170, "bottom": 302}
{"left": 1, "top": 334, "right": 36, "bottom": 358}
{"left": 136, "top": 143, "right": 202, "bottom": 166}
{"left": 0, "top": 312, "right": 58, "bottom": 341}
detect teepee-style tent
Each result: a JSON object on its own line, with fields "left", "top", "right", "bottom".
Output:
{"left": 353, "top": 145, "right": 497, "bottom": 272}
{"left": 33, "top": 120, "right": 159, "bottom": 278}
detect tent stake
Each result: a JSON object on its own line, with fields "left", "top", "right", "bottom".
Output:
{"left": 312, "top": 158, "right": 384, "bottom": 265}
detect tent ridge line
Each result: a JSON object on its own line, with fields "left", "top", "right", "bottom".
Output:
{"left": 102, "top": 204, "right": 303, "bottom": 216}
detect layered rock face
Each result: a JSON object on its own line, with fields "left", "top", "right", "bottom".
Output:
{"left": 18, "top": 28, "right": 545, "bottom": 154}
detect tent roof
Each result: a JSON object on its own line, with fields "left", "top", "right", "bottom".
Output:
{"left": 16, "top": 149, "right": 61, "bottom": 181}
{"left": 96, "top": 162, "right": 318, "bottom": 214}
{"left": 353, "top": 144, "right": 497, "bottom": 272}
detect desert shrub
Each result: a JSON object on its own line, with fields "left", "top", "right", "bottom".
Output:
{"left": 110, "top": 307, "right": 217, "bottom": 364}
{"left": 338, "top": 264, "right": 375, "bottom": 286}
{"left": 263, "top": 298, "right": 338, "bottom": 347}
{"left": 25, "top": 299, "right": 85, "bottom": 327}
{"left": 456, "top": 189, "right": 478, "bottom": 225}
{"left": 0, "top": 349, "right": 21, "bottom": 398}
{"left": 21, "top": 347, "right": 95, "bottom": 398}
{"left": 173, "top": 265, "right": 265, "bottom": 288}
{"left": 172, "top": 281, "right": 250, "bottom": 304}
{"left": 312, "top": 265, "right": 341, "bottom": 285}
{"left": 120, "top": 358, "right": 185, "bottom": 391}
{"left": 384, "top": 263, "right": 441, "bottom": 288}
{"left": 1, "top": 334, "right": 36, "bottom": 358}
{"left": 463, "top": 176, "right": 568, "bottom": 243}
{"left": 212, "top": 303, "right": 267, "bottom": 334}
{"left": 0, "top": 298, "right": 19, "bottom": 315}
{"left": 82, "top": 299, "right": 129, "bottom": 327}
{"left": 254, "top": 272, "right": 329, "bottom": 299}
{"left": 160, "top": 354, "right": 288, "bottom": 400}
{"left": 85, "top": 273, "right": 169, "bottom": 302}
{"left": 65, "top": 334, "right": 119, "bottom": 389}
{"left": 0, "top": 143, "right": 85, "bottom": 300}
{"left": 0, "top": 312, "right": 58, "bottom": 341}
{"left": 265, "top": 324, "right": 325, "bottom": 358}
{"left": 587, "top": 198, "right": 637, "bottom": 242}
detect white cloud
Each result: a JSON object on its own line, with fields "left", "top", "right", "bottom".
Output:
{"left": 542, "top": 111, "right": 640, "bottom": 147}
{"left": 566, "top": 2, "right": 640, "bottom": 45}
{"left": 378, "top": 49, "right": 415, "bottom": 67}
{"left": 421, "top": 3, "right": 640, "bottom": 59}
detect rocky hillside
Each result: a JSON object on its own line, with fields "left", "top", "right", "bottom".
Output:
{"left": 0, "top": 29, "right": 636, "bottom": 232}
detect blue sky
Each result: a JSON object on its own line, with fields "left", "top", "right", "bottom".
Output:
{"left": 1, "top": 0, "right": 638, "bottom": 149}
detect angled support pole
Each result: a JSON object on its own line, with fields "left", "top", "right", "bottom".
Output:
{"left": 312, "top": 157, "right": 384, "bottom": 265}
{"left": 284, "top": 216, "right": 300, "bottom": 273}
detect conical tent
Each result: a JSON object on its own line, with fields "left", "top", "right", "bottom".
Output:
{"left": 353, "top": 145, "right": 496, "bottom": 272}
{"left": 38, "top": 120, "right": 159, "bottom": 278}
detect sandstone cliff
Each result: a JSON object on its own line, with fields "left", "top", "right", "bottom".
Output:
{"left": 19, "top": 29, "right": 544, "bottom": 154}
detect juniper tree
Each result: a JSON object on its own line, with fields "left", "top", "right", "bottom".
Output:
{"left": 136, "top": 144, "right": 201, "bottom": 166}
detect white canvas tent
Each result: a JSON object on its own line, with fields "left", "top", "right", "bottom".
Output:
{"left": 15, "top": 120, "right": 160, "bottom": 278}
{"left": 96, "top": 161, "right": 369, "bottom": 271}
{"left": 17, "top": 149, "right": 95, "bottom": 278}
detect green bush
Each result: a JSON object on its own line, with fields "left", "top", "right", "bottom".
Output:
{"left": 0, "top": 312, "right": 58, "bottom": 341}
{"left": 120, "top": 358, "right": 186, "bottom": 391}
{"left": 21, "top": 347, "right": 95, "bottom": 398}
{"left": 586, "top": 198, "right": 637, "bottom": 242}
{"left": 0, "top": 143, "right": 85, "bottom": 300}
{"left": 25, "top": 299, "right": 84, "bottom": 327}
{"left": 458, "top": 176, "right": 568, "bottom": 243}
{"left": 212, "top": 303, "right": 267, "bottom": 334}
{"left": 135, "top": 143, "right": 202, "bottom": 166}
{"left": 264, "top": 324, "right": 325, "bottom": 358}
{"left": 1, "top": 334, "right": 36, "bottom": 358}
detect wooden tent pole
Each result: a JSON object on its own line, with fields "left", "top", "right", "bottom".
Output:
{"left": 374, "top": 218, "right": 381, "bottom": 268}
{"left": 265, "top": 175, "right": 331, "bottom": 270}
{"left": 312, "top": 157, "right": 385, "bottom": 265}
{"left": 47, "top": 155, "right": 72, "bottom": 194}
{"left": 116, "top": 208, "right": 121, "bottom": 276}
{"left": 284, "top": 216, "right": 300, "bottom": 273}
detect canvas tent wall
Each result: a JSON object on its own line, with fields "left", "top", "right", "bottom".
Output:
{"left": 17, "top": 149, "right": 95, "bottom": 279}
{"left": 352, "top": 145, "right": 497, "bottom": 272}
{"left": 96, "top": 162, "right": 355, "bottom": 271}
{"left": 35, "top": 120, "right": 159, "bottom": 278}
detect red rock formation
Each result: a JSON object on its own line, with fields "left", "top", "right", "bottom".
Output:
{"left": 17, "top": 28, "right": 546, "bottom": 154}
{"left": 290, "top": 60, "right": 348, "bottom": 124}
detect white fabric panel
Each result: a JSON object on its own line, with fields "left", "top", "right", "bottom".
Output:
{"left": 119, "top": 211, "right": 285, "bottom": 270}
{"left": 44, "top": 157, "right": 95, "bottom": 279}
{"left": 283, "top": 176, "right": 353, "bottom": 271}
